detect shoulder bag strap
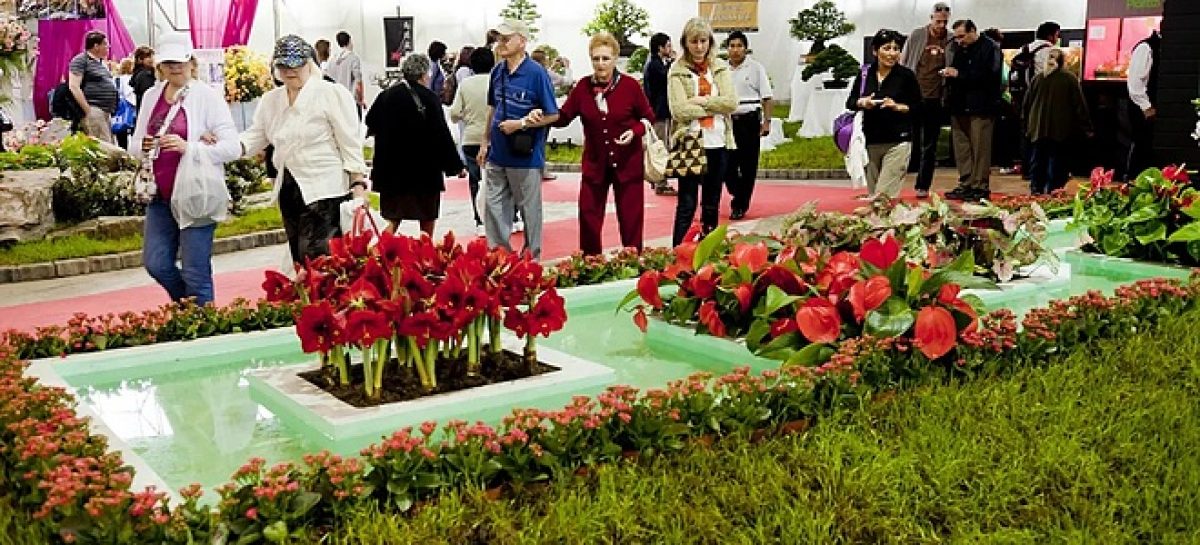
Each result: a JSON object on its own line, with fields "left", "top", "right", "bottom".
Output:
{"left": 147, "top": 85, "right": 191, "bottom": 161}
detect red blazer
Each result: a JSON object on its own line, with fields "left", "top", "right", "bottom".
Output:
{"left": 554, "top": 73, "right": 655, "bottom": 185}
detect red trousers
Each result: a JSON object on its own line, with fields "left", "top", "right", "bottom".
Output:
{"left": 579, "top": 171, "right": 644, "bottom": 256}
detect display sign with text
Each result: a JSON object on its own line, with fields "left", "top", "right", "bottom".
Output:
{"left": 698, "top": 0, "right": 758, "bottom": 32}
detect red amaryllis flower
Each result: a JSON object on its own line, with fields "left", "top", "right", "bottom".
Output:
{"left": 756, "top": 265, "right": 807, "bottom": 295}
{"left": 1163, "top": 164, "right": 1190, "bottom": 184}
{"left": 397, "top": 310, "right": 438, "bottom": 348}
{"left": 795, "top": 297, "right": 841, "bottom": 344}
{"left": 770, "top": 317, "right": 798, "bottom": 337}
{"left": 296, "top": 302, "right": 344, "bottom": 353}
{"left": 698, "top": 300, "right": 727, "bottom": 337}
{"left": 688, "top": 264, "right": 719, "bottom": 300}
{"left": 914, "top": 306, "right": 957, "bottom": 360}
{"left": 397, "top": 266, "right": 436, "bottom": 302}
{"left": 817, "top": 252, "right": 860, "bottom": 296}
{"left": 633, "top": 306, "right": 649, "bottom": 333}
{"left": 527, "top": 288, "right": 567, "bottom": 337}
{"left": 860, "top": 234, "right": 901, "bottom": 269}
{"left": 345, "top": 309, "right": 392, "bottom": 347}
{"left": 733, "top": 283, "right": 753, "bottom": 314}
{"left": 637, "top": 271, "right": 664, "bottom": 309}
{"left": 847, "top": 275, "right": 892, "bottom": 323}
{"left": 262, "top": 270, "right": 297, "bottom": 303}
{"left": 730, "top": 242, "right": 769, "bottom": 273}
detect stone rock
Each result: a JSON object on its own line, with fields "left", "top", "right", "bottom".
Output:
{"left": 0, "top": 168, "right": 57, "bottom": 244}
{"left": 50, "top": 216, "right": 145, "bottom": 241}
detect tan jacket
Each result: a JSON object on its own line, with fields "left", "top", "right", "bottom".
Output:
{"left": 668, "top": 58, "right": 738, "bottom": 150}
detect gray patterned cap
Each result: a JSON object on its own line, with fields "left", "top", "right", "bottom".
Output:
{"left": 273, "top": 34, "right": 314, "bottom": 68}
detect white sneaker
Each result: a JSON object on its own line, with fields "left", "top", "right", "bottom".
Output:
{"left": 512, "top": 220, "right": 525, "bottom": 233}
{"left": 475, "top": 224, "right": 486, "bottom": 237}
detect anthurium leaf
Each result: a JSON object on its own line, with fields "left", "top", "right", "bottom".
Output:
{"left": 785, "top": 342, "right": 832, "bottom": 367}
{"left": 959, "top": 293, "right": 987, "bottom": 314}
{"left": 1188, "top": 240, "right": 1200, "bottom": 261}
{"left": 946, "top": 250, "right": 976, "bottom": 274}
{"left": 745, "top": 319, "right": 772, "bottom": 351}
{"left": 865, "top": 297, "right": 915, "bottom": 338}
{"left": 1181, "top": 198, "right": 1200, "bottom": 219}
{"left": 1167, "top": 222, "right": 1200, "bottom": 243}
{"left": 906, "top": 266, "right": 925, "bottom": 301}
{"left": 1101, "top": 231, "right": 1132, "bottom": 255}
{"left": 1134, "top": 221, "right": 1167, "bottom": 245}
{"left": 616, "top": 289, "right": 640, "bottom": 313}
{"left": 763, "top": 285, "right": 802, "bottom": 316}
{"left": 1126, "top": 205, "right": 1164, "bottom": 224}
{"left": 693, "top": 224, "right": 728, "bottom": 270}
{"left": 758, "top": 346, "right": 797, "bottom": 362}
{"left": 290, "top": 491, "right": 322, "bottom": 517}
{"left": 760, "top": 331, "right": 801, "bottom": 355}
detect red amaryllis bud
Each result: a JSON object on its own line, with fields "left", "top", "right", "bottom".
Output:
{"left": 795, "top": 297, "right": 841, "bottom": 344}
{"left": 637, "top": 271, "right": 664, "bottom": 309}
{"left": 914, "top": 306, "right": 957, "bottom": 360}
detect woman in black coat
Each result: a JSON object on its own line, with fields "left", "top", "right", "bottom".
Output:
{"left": 366, "top": 53, "right": 464, "bottom": 235}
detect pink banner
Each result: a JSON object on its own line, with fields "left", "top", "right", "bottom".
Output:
{"left": 33, "top": 0, "right": 136, "bottom": 120}
{"left": 189, "top": 0, "right": 232, "bottom": 49}
{"left": 222, "top": 0, "right": 260, "bottom": 47}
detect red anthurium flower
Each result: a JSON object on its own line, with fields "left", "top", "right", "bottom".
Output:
{"left": 528, "top": 288, "right": 568, "bottom": 337}
{"left": 730, "top": 242, "right": 769, "bottom": 273}
{"left": 775, "top": 246, "right": 797, "bottom": 265}
{"left": 847, "top": 275, "right": 892, "bottom": 323}
{"left": 733, "top": 283, "right": 753, "bottom": 314}
{"left": 860, "top": 234, "right": 901, "bottom": 269}
{"left": 817, "top": 252, "right": 860, "bottom": 297}
{"left": 937, "top": 284, "right": 961, "bottom": 305}
{"left": 1163, "top": 164, "right": 1190, "bottom": 184}
{"left": 698, "top": 300, "right": 727, "bottom": 337}
{"left": 345, "top": 309, "right": 392, "bottom": 347}
{"left": 689, "top": 264, "right": 719, "bottom": 300}
{"left": 756, "top": 265, "right": 808, "bottom": 296}
{"left": 637, "top": 271, "right": 664, "bottom": 309}
{"left": 296, "top": 302, "right": 344, "bottom": 353}
{"left": 262, "top": 270, "right": 297, "bottom": 303}
{"left": 795, "top": 297, "right": 841, "bottom": 344}
{"left": 770, "top": 317, "right": 798, "bottom": 338}
{"left": 672, "top": 242, "right": 698, "bottom": 275}
{"left": 680, "top": 223, "right": 704, "bottom": 245}
{"left": 633, "top": 306, "right": 649, "bottom": 333}
{"left": 914, "top": 306, "right": 957, "bottom": 360}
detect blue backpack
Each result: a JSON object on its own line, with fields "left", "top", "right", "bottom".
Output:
{"left": 111, "top": 80, "right": 136, "bottom": 134}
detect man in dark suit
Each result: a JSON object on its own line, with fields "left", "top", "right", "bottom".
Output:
{"left": 643, "top": 32, "right": 677, "bottom": 195}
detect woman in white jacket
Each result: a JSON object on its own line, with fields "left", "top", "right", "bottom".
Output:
{"left": 128, "top": 34, "right": 241, "bottom": 306}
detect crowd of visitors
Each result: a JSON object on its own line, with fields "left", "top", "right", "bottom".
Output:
{"left": 20, "top": 1, "right": 1176, "bottom": 306}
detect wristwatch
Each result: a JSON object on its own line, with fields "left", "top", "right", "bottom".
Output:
{"left": 520, "top": 118, "right": 528, "bottom": 130}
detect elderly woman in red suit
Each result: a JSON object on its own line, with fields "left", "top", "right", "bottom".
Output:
{"left": 548, "top": 32, "right": 655, "bottom": 255}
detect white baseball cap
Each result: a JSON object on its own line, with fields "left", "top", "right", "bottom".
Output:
{"left": 156, "top": 33, "right": 193, "bottom": 64}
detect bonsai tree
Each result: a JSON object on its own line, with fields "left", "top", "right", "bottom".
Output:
{"left": 626, "top": 46, "right": 650, "bottom": 73}
{"left": 801, "top": 44, "right": 860, "bottom": 86}
{"left": 583, "top": 0, "right": 651, "bottom": 57}
{"left": 499, "top": 0, "right": 541, "bottom": 42}
{"left": 789, "top": 0, "right": 856, "bottom": 56}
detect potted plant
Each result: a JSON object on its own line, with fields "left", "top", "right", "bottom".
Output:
{"left": 582, "top": 0, "right": 650, "bottom": 57}
{"left": 789, "top": 0, "right": 856, "bottom": 61}
{"left": 499, "top": 0, "right": 541, "bottom": 42}
{"left": 801, "top": 44, "right": 859, "bottom": 89}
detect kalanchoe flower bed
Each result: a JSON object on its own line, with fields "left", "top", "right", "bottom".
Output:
{"left": 1071, "top": 165, "right": 1200, "bottom": 265}
{"left": 548, "top": 247, "right": 674, "bottom": 288}
{"left": 623, "top": 225, "right": 994, "bottom": 368}
{"left": 264, "top": 230, "right": 568, "bottom": 405}
{"left": 2, "top": 271, "right": 1200, "bottom": 543}
{"left": 991, "top": 189, "right": 1074, "bottom": 220}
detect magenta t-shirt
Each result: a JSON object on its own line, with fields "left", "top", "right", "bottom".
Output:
{"left": 147, "top": 93, "right": 189, "bottom": 201}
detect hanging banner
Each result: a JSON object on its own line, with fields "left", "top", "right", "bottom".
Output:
{"left": 698, "top": 0, "right": 758, "bottom": 32}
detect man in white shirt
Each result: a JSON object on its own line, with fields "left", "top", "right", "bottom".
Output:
{"left": 725, "top": 31, "right": 772, "bottom": 220}
{"left": 1124, "top": 29, "right": 1160, "bottom": 179}
{"left": 327, "top": 31, "right": 365, "bottom": 118}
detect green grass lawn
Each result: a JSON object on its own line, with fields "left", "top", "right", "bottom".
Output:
{"left": 328, "top": 309, "right": 1200, "bottom": 544}
{"left": 546, "top": 104, "right": 843, "bottom": 171}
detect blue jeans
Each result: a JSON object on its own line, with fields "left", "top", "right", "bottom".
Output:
{"left": 1029, "top": 139, "right": 1068, "bottom": 195}
{"left": 673, "top": 148, "right": 729, "bottom": 246}
{"left": 143, "top": 200, "right": 217, "bottom": 306}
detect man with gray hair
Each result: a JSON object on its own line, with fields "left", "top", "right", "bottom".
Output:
{"left": 477, "top": 19, "right": 559, "bottom": 259}
{"left": 901, "top": 1, "right": 952, "bottom": 198}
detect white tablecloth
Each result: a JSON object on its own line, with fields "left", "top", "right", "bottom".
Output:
{"left": 788, "top": 66, "right": 828, "bottom": 122}
{"left": 760, "top": 118, "right": 790, "bottom": 152}
{"left": 797, "top": 87, "right": 851, "bottom": 138}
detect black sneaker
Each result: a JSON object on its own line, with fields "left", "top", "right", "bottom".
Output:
{"left": 943, "top": 187, "right": 969, "bottom": 200}
{"left": 730, "top": 209, "right": 746, "bottom": 220}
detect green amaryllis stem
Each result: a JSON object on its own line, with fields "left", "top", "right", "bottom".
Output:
{"left": 408, "top": 337, "right": 431, "bottom": 390}
{"left": 373, "top": 339, "right": 388, "bottom": 393}
{"left": 525, "top": 335, "right": 538, "bottom": 374}
{"left": 394, "top": 336, "right": 409, "bottom": 371}
{"left": 362, "top": 346, "right": 375, "bottom": 399}
{"left": 467, "top": 319, "right": 480, "bottom": 376}
{"left": 489, "top": 315, "right": 502, "bottom": 355}
{"left": 332, "top": 346, "right": 349, "bottom": 386}
{"left": 425, "top": 341, "right": 439, "bottom": 389}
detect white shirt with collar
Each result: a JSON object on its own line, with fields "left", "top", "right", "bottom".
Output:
{"left": 1127, "top": 41, "right": 1154, "bottom": 112}
{"left": 240, "top": 76, "right": 367, "bottom": 205}
{"left": 730, "top": 57, "right": 773, "bottom": 115}
{"left": 1026, "top": 39, "right": 1056, "bottom": 75}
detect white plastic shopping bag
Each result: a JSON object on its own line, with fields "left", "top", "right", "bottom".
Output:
{"left": 474, "top": 168, "right": 488, "bottom": 223}
{"left": 844, "top": 112, "right": 869, "bottom": 189}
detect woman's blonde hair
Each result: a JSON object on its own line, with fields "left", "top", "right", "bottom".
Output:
{"left": 679, "top": 17, "right": 716, "bottom": 66}
{"left": 588, "top": 32, "right": 620, "bottom": 57}
{"left": 156, "top": 57, "right": 199, "bottom": 80}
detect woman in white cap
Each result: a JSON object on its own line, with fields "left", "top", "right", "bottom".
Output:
{"left": 240, "top": 35, "right": 368, "bottom": 269}
{"left": 129, "top": 33, "right": 241, "bottom": 306}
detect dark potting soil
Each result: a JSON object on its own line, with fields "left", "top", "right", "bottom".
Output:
{"left": 298, "top": 349, "right": 559, "bottom": 408}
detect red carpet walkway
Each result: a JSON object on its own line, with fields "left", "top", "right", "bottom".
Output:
{"left": 0, "top": 177, "right": 873, "bottom": 332}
